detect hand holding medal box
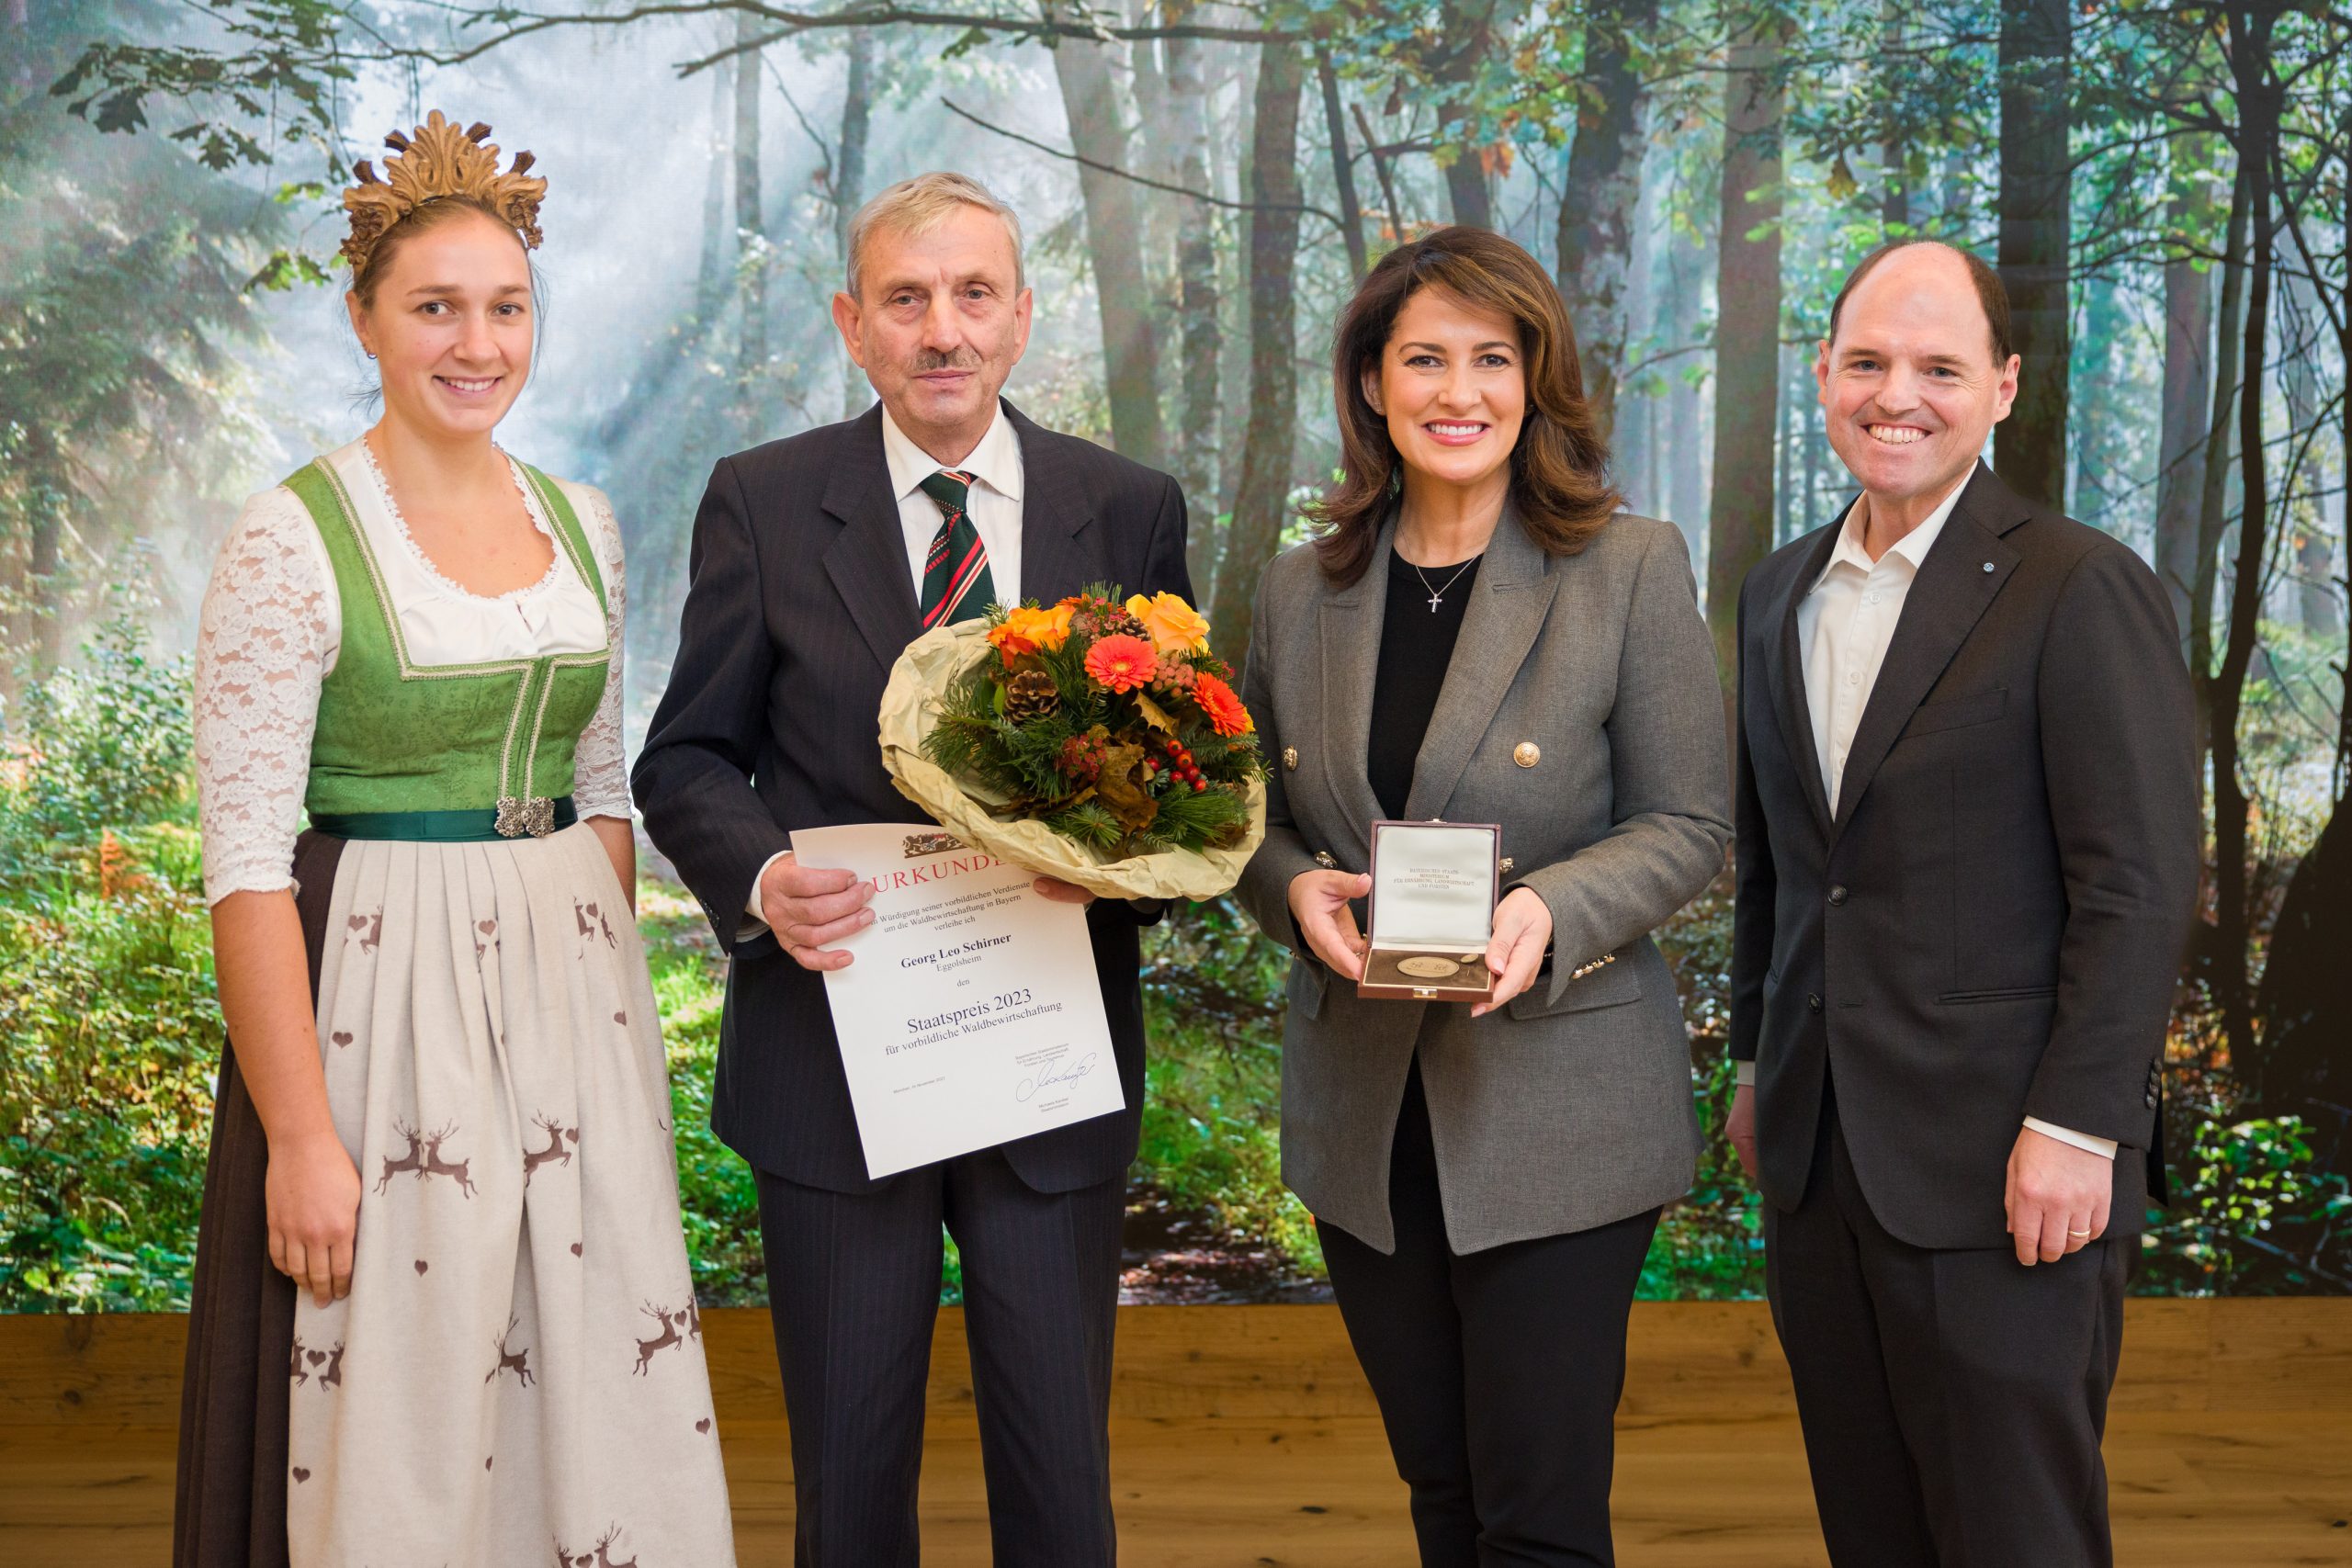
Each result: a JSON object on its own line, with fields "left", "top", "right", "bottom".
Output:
{"left": 1356, "top": 819, "right": 1502, "bottom": 1003}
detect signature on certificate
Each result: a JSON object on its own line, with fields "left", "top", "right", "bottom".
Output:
{"left": 1015, "top": 1052, "right": 1100, "bottom": 1102}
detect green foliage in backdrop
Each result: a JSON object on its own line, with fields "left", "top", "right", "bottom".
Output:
{"left": 6, "top": 609, "right": 2344, "bottom": 1309}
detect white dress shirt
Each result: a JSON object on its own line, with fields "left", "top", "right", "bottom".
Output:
{"left": 880, "top": 401, "right": 1025, "bottom": 607}
{"left": 1738, "top": 479, "right": 2116, "bottom": 1162}
{"left": 746, "top": 405, "right": 1028, "bottom": 928}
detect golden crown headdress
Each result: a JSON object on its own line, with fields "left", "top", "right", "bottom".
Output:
{"left": 341, "top": 111, "right": 548, "bottom": 271}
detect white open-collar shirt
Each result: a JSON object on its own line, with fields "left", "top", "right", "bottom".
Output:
{"left": 745, "top": 402, "right": 1029, "bottom": 928}
{"left": 1743, "top": 475, "right": 2116, "bottom": 1162}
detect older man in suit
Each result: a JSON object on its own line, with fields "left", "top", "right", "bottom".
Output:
{"left": 1725, "top": 239, "right": 2199, "bottom": 1566}
{"left": 631, "top": 172, "right": 1190, "bottom": 1567}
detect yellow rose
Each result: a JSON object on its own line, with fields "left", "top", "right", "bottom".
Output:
{"left": 1125, "top": 592, "right": 1211, "bottom": 656}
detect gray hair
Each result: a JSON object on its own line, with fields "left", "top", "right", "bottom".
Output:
{"left": 844, "top": 171, "right": 1026, "bottom": 299}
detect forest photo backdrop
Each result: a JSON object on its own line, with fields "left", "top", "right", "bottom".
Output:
{"left": 2, "top": 0, "right": 2347, "bottom": 1310}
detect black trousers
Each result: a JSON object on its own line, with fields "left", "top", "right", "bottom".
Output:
{"left": 1319, "top": 1060, "right": 1662, "bottom": 1568}
{"left": 755, "top": 1149, "right": 1125, "bottom": 1568}
{"left": 1766, "top": 1082, "right": 2130, "bottom": 1568}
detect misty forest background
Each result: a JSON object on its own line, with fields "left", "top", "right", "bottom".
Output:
{"left": 3, "top": 0, "right": 2349, "bottom": 1310}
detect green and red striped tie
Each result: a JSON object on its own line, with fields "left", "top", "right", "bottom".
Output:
{"left": 917, "top": 468, "right": 997, "bottom": 628}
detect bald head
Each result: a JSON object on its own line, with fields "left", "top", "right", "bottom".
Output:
{"left": 1828, "top": 239, "right": 2013, "bottom": 366}
{"left": 1814, "top": 240, "right": 2020, "bottom": 533}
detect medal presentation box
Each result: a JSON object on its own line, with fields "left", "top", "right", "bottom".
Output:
{"left": 1358, "top": 819, "right": 1500, "bottom": 1003}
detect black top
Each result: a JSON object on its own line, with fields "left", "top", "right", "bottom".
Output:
{"left": 1368, "top": 548, "right": 1483, "bottom": 819}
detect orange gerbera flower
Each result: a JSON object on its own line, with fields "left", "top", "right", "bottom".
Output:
{"left": 1193, "top": 671, "right": 1252, "bottom": 736}
{"left": 1085, "top": 634, "right": 1159, "bottom": 694}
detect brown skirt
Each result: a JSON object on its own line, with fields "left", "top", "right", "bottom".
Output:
{"left": 173, "top": 831, "right": 342, "bottom": 1568}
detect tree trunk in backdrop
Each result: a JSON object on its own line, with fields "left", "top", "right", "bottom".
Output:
{"left": 1049, "top": 19, "right": 1168, "bottom": 468}
{"left": 733, "top": 9, "right": 768, "bottom": 403}
{"left": 1432, "top": 0, "right": 1527, "bottom": 229}
{"left": 697, "top": 63, "right": 729, "bottom": 317}
{"left": 1668, "top": 224, "right": 1710, "bottom": 566}
{"left": 1555, "top": 0, "right": 1658, "bottom": 442}
{"left": 2191, "top": 166, "right": 2251, "bottom": 783}
{"left": 1210, "top": 41, "right": 1306, "bottom": 662}
{"left": 2154, "top": 185, "right": 2213, "bottom": 660}
{"left": 2279, "top": 271, "right": 2340, "bottom": 637}
{"left": 2210, "top": 6, "right": 2280, "bottom": 1069}
{"left": 1318, "top": 46, "right": 1370, "bottom": 281}
{"left": 1706, "top": 2, "right": 1786, "bottom": 698}
{"left": 1994, "top": 0, "right": 2071, "bottom": 509}
{"left": 838, "top": 28, "right": 875, "bottom": 419}
{"left": 1881, "top": 0, "right": 1910, "bottom": 230}
{"left": 1165, "top": 17, "right": 1224, "bottom": 603}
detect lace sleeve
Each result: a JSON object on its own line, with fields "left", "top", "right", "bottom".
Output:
{"left": 570, "top": 481, "right": 632, "bottom": 821}
{"left": 196, "top": 488, "right": 337, "bottom": 906}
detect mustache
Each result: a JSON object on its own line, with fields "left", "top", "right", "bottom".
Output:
{"left": 910, "top": 348, "right": 981, "bottom": 372}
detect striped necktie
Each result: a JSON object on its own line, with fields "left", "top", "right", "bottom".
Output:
{"left": 916, "top": 468, "right": 997, "bottom": 628}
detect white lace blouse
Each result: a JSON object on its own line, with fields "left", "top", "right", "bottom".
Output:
{"left": 195, "top": 438, "right": 630, "bottom": 907}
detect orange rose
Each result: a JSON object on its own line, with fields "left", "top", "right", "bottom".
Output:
{"left": 1085, "top": 633, "right": 1159, "bottom": 694}
{"left": 1193, "top": 671, "right": 1252, "bottom": 737}
{"left": 987, "top": 620, "right": 1039, "bottom": 667}
{"left": 1032, "top": 602, "right": 1075, "bottom": 650}
{"left": 1125, "top": 592, "right": 1212, "bottom": 656}
{"left": 987, "top": 604, "right": 1075, "bottom": 667}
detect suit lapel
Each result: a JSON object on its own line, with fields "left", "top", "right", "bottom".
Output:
{"left": 1404, "top": 509, "right": 1560, "bottom": 821}
{"left": 1321, "top": 523, "right": 1395, "bottom": 840}
{"left": 1002, "top": 400, "right": 1095, "bottom": 604}
{"left": 1770, "top": 513, "right": 1846, "bottom": 839}
{"left": 1829, "top": 463, "right": 2029, "bottom": 838}
{"left": 820, "top": 406, "right": 922, "bottom": 671}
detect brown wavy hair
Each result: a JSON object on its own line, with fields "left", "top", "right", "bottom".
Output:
{"left": 1308, "top": 225, "right": 1621, "bottom": 585}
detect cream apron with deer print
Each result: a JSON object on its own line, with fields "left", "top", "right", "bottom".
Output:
{"left": 277, "top": 453, "right": 735, "bottom": 1567}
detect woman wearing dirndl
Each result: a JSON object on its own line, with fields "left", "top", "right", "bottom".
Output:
{"left": 176, "top": 114, "right": 736, "bottom": 1567}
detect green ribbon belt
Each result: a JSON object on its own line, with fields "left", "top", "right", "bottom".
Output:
{"left": 310, "top": 796, "right": 578, "bottom": 843}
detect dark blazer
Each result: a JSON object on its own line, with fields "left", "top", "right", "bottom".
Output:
{"left": 631, "top": 400, "right": 1191, "bottom": 1195}
{"left": 1730, "top": 462, "right": 2199, "bottom": 1251}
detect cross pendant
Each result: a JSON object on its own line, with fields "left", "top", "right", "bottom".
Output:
{"left": 1428, "top": 592, "right": 1444, "bottom": 612}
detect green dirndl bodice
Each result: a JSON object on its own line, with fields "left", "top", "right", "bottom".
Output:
{"left": 282, "top": 455, "right": 610, "bottom": 842}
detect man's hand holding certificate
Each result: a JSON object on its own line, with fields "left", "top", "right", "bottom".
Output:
{"left": 781, "top": 823, "right": 1124, "bottom": 1179}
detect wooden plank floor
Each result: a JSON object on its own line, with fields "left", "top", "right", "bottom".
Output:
{"left": 6, "top": 1301, "right": 2349, "bottom": 1565}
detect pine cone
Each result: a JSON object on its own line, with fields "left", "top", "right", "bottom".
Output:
{"left": 1005, "top": 668, "right": 1060, "bottom": 721}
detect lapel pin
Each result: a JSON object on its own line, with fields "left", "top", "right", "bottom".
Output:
{"left": 1982, "top": 561, "right": 1996, "bottom": 572}
{"left": 1513, "top": 742, "right": 1541, "bottom": 768}
{"left": 1283, "top": 746, "right": 1298, "bottom": 771}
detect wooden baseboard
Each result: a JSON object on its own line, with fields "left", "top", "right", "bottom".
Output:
{"left": 6, "top": 1302, "right": 2349, "bottom": 1566}
{"left": 7, "top": 1298, "right": 2347, "bottom": 1433}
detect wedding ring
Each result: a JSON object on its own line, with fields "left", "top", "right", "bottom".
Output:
{"left": 2067, "top": 1228, "right": 2093, "bottom": 1237}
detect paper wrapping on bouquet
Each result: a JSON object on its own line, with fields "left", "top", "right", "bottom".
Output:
{"left": 877, "top": 618, "right": 1267, "bottom": 901}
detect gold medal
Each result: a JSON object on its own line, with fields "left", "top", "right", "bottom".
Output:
{"left": 1397, "top": 954, "right": 1463, "bottom": 979}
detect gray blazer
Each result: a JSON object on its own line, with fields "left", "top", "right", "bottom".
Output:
{"left": 1233, "top": 509, "right": 1732, "bottom": 1253}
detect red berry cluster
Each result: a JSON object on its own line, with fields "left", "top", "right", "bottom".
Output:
{"left": 1058, "top": 733, "right": 1106, "bottom": 784}
{"left": 1157, "top": 736, "right": 1210, "bottom": 794}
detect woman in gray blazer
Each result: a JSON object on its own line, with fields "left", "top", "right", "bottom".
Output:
{"left": 1234, "top": 226, "right": 1730, "bottom": 1566}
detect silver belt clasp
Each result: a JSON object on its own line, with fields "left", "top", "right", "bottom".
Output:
{"left": 495, "top": 795, "right": 557, "bottom": 840}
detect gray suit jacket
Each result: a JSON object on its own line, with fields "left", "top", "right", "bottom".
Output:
{"left": 1233, "top": 509, "right": 1732, "bottom": 1253}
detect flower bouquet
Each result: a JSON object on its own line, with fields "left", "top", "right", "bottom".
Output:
{"left": 876, "top": 586, "right": 1267, "bottom": 901}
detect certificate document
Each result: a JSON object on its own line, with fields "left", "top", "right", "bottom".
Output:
{"left": 787, "top": 822, "right": 1125, "bottom": 1179}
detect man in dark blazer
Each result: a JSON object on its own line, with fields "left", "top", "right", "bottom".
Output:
{"left": 631, "top": 173, "right": 1189, "bottom": 1567}
{"left": 1725, "top": 239, "right": 2199, "bottom": 1567}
